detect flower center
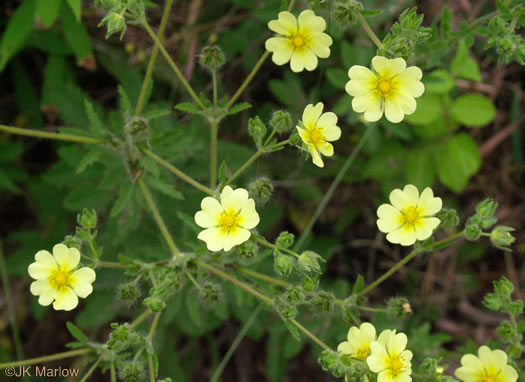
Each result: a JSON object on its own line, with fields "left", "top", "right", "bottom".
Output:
{"left": 305, "top": 127, "right": 325, "bottom": 146}
{"left": 376, "top": 78, "right": 393, "bottom": 96}
{"left": 50, "top": 269, "right": 71, "bottom": 290}
{"left": 355, "top": 346, "right": 371, "bottom": 360}
{"left": 388, "top": 354, "right": 405, "bottom": 377}
{"left": 292, "top": 35, "right": 305, "bottom": 47}
{"left": 218, "top": 210, "right": 241, "bottom": 233}
{"left": 400, "top": 206, "right": 421, "bottom": 225}
{"left": 479, "top": 371, "right": 503, "bottom": 382}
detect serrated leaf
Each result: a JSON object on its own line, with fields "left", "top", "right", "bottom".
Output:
{"left": 118, "top": 85, "right": 132, "bottom": 117}
{"left": 110, "top": 183, "right": 134, "bottom": 217}
{"left": 60, "top": 3, "right": 92, "bottom": 62}
{"left": 0, "top": 0, "right": 36, "bottom": 71}
{"left": 143, "top": 108, "right": 171, "bottom": 120}
{"left": 84, "top": 99, "right": 104, "bottom": 134}
{"left": 450, "top": 94, "right": 496, "bottom": 127}
{"left": 440, "top": 8, "right": 452, "bottom": 39}
{"left": 174, "top": 102, "right": 201, "bottom": 114}
{"left": 283, "top": 320, "right": 301, "bottom": 341}
{"left": 227, "top": 102, "right": 252, "bottom": 116}
{"left": 76, "top": 150, "right": 103, "bottom": 174}
{"left": 66, "top": 321, "right": 88, "bottom": 343}
{"left": 361, "top": 9, "right": 382, "bottom": 17}
{"left": 146, "top": 177, "right": 184, "bottom": 200}
{"left": 139, "top": 156, "right": 160, "bottom": 178}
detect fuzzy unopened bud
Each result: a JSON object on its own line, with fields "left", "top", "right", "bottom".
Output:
{"left": 125, "top": 116, "right": 150, "bottom": 144}
{"left": 270, "top": 111, "right": 293, "bottom": 134}
{"left": 63, "top": 235, "right": 82, "bottom": 250}
{"left": 310, "top": 291, "right": 334, "bottom": 314}
{"left": 275, "top": 231, "right": 294, "bottom": 249}
{"left": 387, "top": 297, "right": 412, "bottom": 319}
{"left": 274, "top": 254, "right": 295, "bottom": 277}
{"left": 490, "top": 225, "right": 516, "bottom": 251}
{"left": 248, "top": 116, "right": 267, "bottom": 148}
{"left": 298, "top": 251, "right": 324, "bottom": 275}
{"left": 199, "top": 281, "right": 222, "bottom": 308}
{"left": 237, "top": 239, "right": 259, "bottom": 259}
{"left": 119, "top": 361, "right": 145, "bottom": 382}
{"left": 200, "top": 45, "right": 225, "bottom": 71}
{"left": 332, "top": 0, "right": 363, "bottom": 28}
{"left": 99, "top": 12, "right": 127, "bottom": 40}
{"left": 144, "top": 296, "right": 165, "bottom": 313}
{"left": 118, "top": 282, "right": 141, "bottom": 306}
{"left": 437, "top": 208, "right": 459, "bottom": 230}
{"left": 77, "top": 208, "right": 97, "bottom": 229}
{"left": 248, "top": 177, "right": 273, "bottom": 205}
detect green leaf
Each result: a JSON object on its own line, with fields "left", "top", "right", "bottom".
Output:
{"left": 146, "top": 177, "right": 184, "bottom": 200}
{"left": 36, "top": 0, "right": 61, "bottom": 27}
{"left": 60, "top": 3, "right": 92, "bottom": 63}
{"left": 450, "top": 94, "right": 496, "bottom": 127}
{"left": 437, "top": 133, "right": 481, "bottom": 193}
{"left": 143, "top": 108, "right": 171, "bottom": 120}
{"left": 440, "top": 7, "right": 452, "bottom": 39}
{"left": 110, "top": 183, "right": 134, "bottom": 217}
{"left": 283, "top": 320, "right": 301, "bottom": 341}
{"left": 186, "top": 289, "right": 201, "bottom": 326}
{"left": 76, "top": 150, "right": 103, "bottom": 174}
{"left": 405, "top": 93, "right": 442, "bottom": 125}
{"left": 84, "top": 99, "right": 104, "bottom": 134}
{"left": 423, "top": 69, "right": 455, "bottom": 94}
{"left": 361, "top": 9, "right": 382, "bottom": 17}
{"left": 0, "top": 0, "right": 36, "bottom": 71}
{"left": 413, "top": 114, "right": 458, "bottom": 139}
{"left": 12, "top": 61, "right": 44, "bottom": 128}
{"left": 227, "top": 102, "right": 252, "bottom": 116}
{"left": 66, "top": 321, "right": 88, "bottom": 343}
{"left": 66, "top": 0, "right": 82, "bottom": 22}
{"left": 118, "top": 85, "right": 132, "bottom": 117}
{"left": 451, "top": 40, "right": 481, "bottom": 82}
{"left": 405, "top": 146, "right": 435, "bottom": 189}
{"left": 174, "top": 102, "right": 201, "bottom": 114}
{"left": 326, "top": 68, "right": 347, "bottom": 89}
{"left": 0, "top": 170, "right": 20, "bottom": 193}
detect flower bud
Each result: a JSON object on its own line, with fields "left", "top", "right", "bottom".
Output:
{"left": 274, "top": 254, "right": 295, "bottom": 277}
{"left": 107, "top": 323, "right": 142, "bottom": 352}
{"left": 248, "top": 177, "right": 273, "bottom": 205}
{"left": 310, "top": 291, "right": 334, "bottom": 314}
{"left": 99, "top": 12, "right": 127, "bottom": 40}
{"left": 199, "top": 45, "right": 225, "bottom": 71}
{"left": 248, "top": 116, "right": 267, "bottom": 148}
{"left": 63, "top": 235, "right": 83, "bottom": 250}
{"left": 118, "top": 282, "right": 141, "bottom": 306}
{"left": 332, "top": 0, "right": 363, "bottom": 29}
{"left": 95, "top": 0, "right": 119, "bottom": 11}
{"left": 125, "top": 116, "right": 150, "bottom": 144}
{"left": 289, "top": 129, "right": 302, "bottom": 146}
{"left": 144, "top": 296, "right": 165, "bottom": 313}
{"left": 387, "top": 297, "right": 412, "bottom": 319}
{"left": 275, "top": 231, "right": 294, "bottom": 249}
{"left": 269, "top": 111, "right": 293, "bottom": 134}
{"left": 283, "top": 285, "right": 305, "bottom": 305}
{"left": 275, "top": 296, "right": 298, "bottom": 320}
{"left": 199, "top": 281, "right": 222, "bottom": 308}
{"left": 237, "top": 239, "right": 259, "bottom": 259}
{"left": 476, "top": 198, "right": 498, "bottom": 218}
{"left": 464, "top": 223, "right": 482, "bottom": 241}
{"left": 77, "top": 208, "right": 97, "bottom": 229}
{"left": 298, "top": 251, "right": 324, "bottom": 275}
{"left": 301, "top": 276, "right": 319, "bottom": 292}
{"left": 119, "top": 361, "right": 145, "bottom": 382}
{"left": 437, "top": 208, "right": 459, "bottom": 230}
{"left": 490, "top": 225, "right": 516, "bottom": 251}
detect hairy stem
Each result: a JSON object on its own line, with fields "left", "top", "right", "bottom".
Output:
{"left": 147, "top": 313, "right": 161, "bottom": 382}
{"left": 254, "top": 235, "right": 301, "bottom": 258}
{"left": 212, "top": 70, "right": 218, "bottom": 107}
{"left": 0, "top": 349, "right": 93, "bottom": 369}
{"left": 79, "top": 356, "right": 102, "bottom": 382}
{"left": 236, "top": 266, "right": 290, "bottom": 288}
{"left": 357, "top": 13, "right": 384, "bottom": 49}
{"left": 137, "top": 178, "right": 180, "bottom": 257}
{"left": 210, "top": 119, "right": 219, "bottom": 188}
{"left": 143, "top": 149, "right": 214, "bottom": 195}
{"left": 0, "top": 124, "right": 103, "bottom": 145}
{"left": 289, "top": 319, "right": 332, "bottom": 352}
{"left": 295, "top": 125, "right": 375, "bottom": 251}
{"left": 142, "top": 21, "right": 205, "bottom": 109}
{"left": 135, "top": 0, "right": 175, "bottom": 116}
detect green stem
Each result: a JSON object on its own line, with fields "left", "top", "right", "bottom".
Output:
{"left": 185, "top": 269, "right": 202, "bottom": 290}
{"left": 143, "top": 149, "right": 214, "bottom": 195}
{"left": 289, "top": 319, "right": 332, "bottom": 352}
{"left": 254, "top": 235, "right": 300, "bottom": 258}
{"left": 224, "top": 149, "right": 264, "bottom": 186}
{"left": 295, "top": 124, "right": 375, "bottom": 251}
{"left": 110, "top": 363, "right": 116, "bottom": 382}
{"left": 142, "top": 20, "right": 205, "bottom": 110}
{"left": 358, "top": 231, "right": 464, "bottom": 296}
{"left": 210, "top": 119, "right": 218, "bottom": 188}
{"left": 79, "top": 356, "right": 102, "bottom": 382}
{"left": 129, "top": 310, "right": 151, "bottom": 330}
{"left": 212, "top": 70, "right": 218, "bottom": 107}
{"left": 237, "top": 266, "right": 290, "bottom": 288}
{"left": 135, "top": 0, "right": 174, "bottom": 116}
{"left": 137, "top": 178, "right": 180, "bottom": 257}
{"left": 96, "top": 261, "right": 129, "bottom": 269}
{"left": 357, "top": 13, "right": 384, "bottom": 49}
{"left": 0, "top": 349, "right": 93, "bottom": 369}
{"left": 210, "top": 305, "right": 262, "bottom": 382}
{"left": 0, "top": 243, "right": 24, "bottom": 365}
{"left": 0, "top": 124, "right": 103, "bottom": 145}
{"left": 357, "top": 305, "right": 387, "bottom": 313}
{"left": 147, "top": 313, "right": 161, "bottom": 382}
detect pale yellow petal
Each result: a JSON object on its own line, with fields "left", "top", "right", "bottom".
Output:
{"left": 28, "top": 262, "right": 55, "bottom": 280}
{"left": 389, "top": 185, "right": 419, "bottom": 210}
{"left": 297, "top": 125, "right": 308, "bottom": 143}
{"left": 337, "top": 341, "right": 353, "bottom": 354}
{"left": 387, "top": 225, "right": 416, "bottom": 246}
{"left": 460, "top": 353, "right": 484, "bottom": 371}
{"left": 345, "top": 79, "right": 375, "bottom": 97}
{"left": 308, "top": 33, "right": 332, "bottom": 58}
{"left": 377, "top": 204, "right": 403, "bottom": 233}
{"left": 478, "top": 346, "right": 508, "bottom": 371}
{"left": 309, "top": 146, "right": 324, "bottom": 168}
{"left": 221, "top": 187, "right": 249, "bottom": 212}
{"left": 302, "top": 49, "right": 319, "bottom": 71}
{"left": 417, "top": 188, "right": 442, "bottom": 216}
{"left": 388, "top": 332, "right": 408, "bottom": 355}
{"left": 348, "top": 65, "right": 376, "bottom": 81}
{"left": 352, "top": 92, "right": 381, "bottom": 113}
{"left": 397, "top": 66, "right": 423, "bottom": 81}
{"left": 30, "top": 280, "right": 56, "bottom": 306}
{"left": 372, "top": 56, "right": 406, "bottom": 77}
{"left": 290, "top": 50, "right": 305, "bottom": 72}
{"left": 500, "top": 365, "right": 518, "bottom": 382}
{"left": 265, "top": 37, "right": 293, "bottom": 65}
{"left": 302, "top": 103, "right": 324, "bottom": 126}
{"left": 391, "top": 91, "right": 417, "bottom": 115}
{"left": 316, "top": 141, "right": 333, "bottom": 157}
{"left": 69, "top": 267, "right": 96, "bottom": 298}
{"left": 238, "top": 199, "right": 260, "bottom": 229}
{"left": 268, "top": 11, "right": 297, "bottom": 35}
{"left": 384, "top": 98, "right": 405, "bottom": 123}
{"left": 317, "top": 112, "right": 337, "bottom": 129}
{"left": 320, "top": 124, "right": 341, "bottom": 141}
{"left": 53, "top": 244, "right": 79, "bottom": 271}
{"left": 223, "top": 229, "right": 251, "bottom": 251}
{"left": 360, "top": 322, "right": 376, "bottom": 342}
{"left": 298, "top": 10, "right": 326, "bottom": 33}
{"left": 198, "top": 227, "right": 225, "bottom": 252}
{"left": 415, "top": 217, "right": 440, "bottom": 241}
{"left": 455, "top": 366, "right": 479, "bottom": 382}
{"left": 53, "top": 287, "right": 79, "bottom": 311}
{"left": 402, "top": 349, "right": 413, "bottom": 363}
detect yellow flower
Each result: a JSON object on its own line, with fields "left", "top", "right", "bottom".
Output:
{"left": 367, "top": 329, "right": 413, "bottom": 382}
{"left": 377, "top": 184, "right": 442, "bottom": 246}
{"left": 337, "top": 322, "right": 376, "bottom": 360}
{"left": 28, "top": 244, "right": 96, "bottom": 311}
{"left": 455, "top": 346, "right": 518, "bottom": 382}
{"left": 345, "top": 56, "right": 424, "bottom": 123}
{"left": 297, "top": 102, "right": 341, "bottom": 168}
{"left": 265, "top": 10, "right": 333, "bottom": 72}
{"left": 195, "top": 186, "right": 260, "bottom": 252}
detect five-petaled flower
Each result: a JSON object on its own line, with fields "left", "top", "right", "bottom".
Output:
{"left": 367, "top": 329, "right": 413, "bottom": 382}
{"left": 345, "top": 56, "right": 424, "bottom": 123}
{"left": 297, "top": 102, "right": 341, "bottom": 168}
{"left": 455, "top": 346, "right": 518, "bottom": 382}
{"left": 377, "top": 184, "right": 442, "bottom": 246}
{"left": 28, "top": 244, "right": 96, "bottom": 311}
{"left": 265, "top": 10, "right": 333, "bottom": 72}
{"left": 195, "top": 186, "right": 260, "bottom": 252}
{"left": 337, "top": 322, "right": 376, "bottom": 361}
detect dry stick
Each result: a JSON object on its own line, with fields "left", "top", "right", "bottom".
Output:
{"left": 135, "top": 0, "right": 175, "bottom": 116}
